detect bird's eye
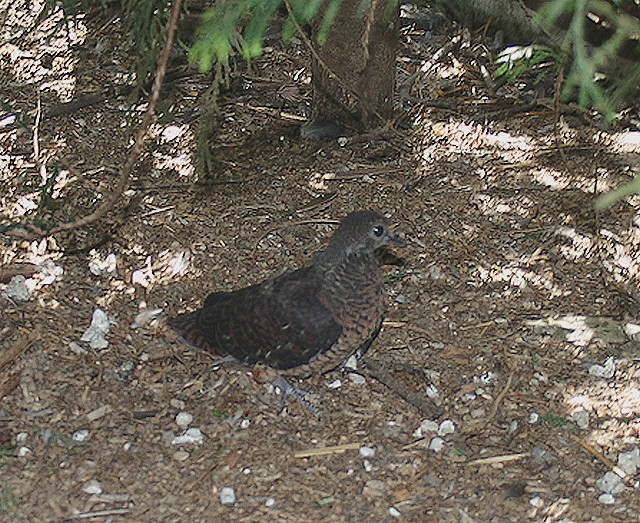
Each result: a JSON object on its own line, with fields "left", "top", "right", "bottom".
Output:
{"left": 372, "top": 225, "right": 384, "bottom": 237}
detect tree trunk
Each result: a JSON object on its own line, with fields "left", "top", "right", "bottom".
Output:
{"left": 309, "top": 0, "right": 399, "bottom": 134}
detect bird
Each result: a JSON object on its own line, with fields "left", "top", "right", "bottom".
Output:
{"left": 168, "top": 210, "right": 406, "bottom": 411}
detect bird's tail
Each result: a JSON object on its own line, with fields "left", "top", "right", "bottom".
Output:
{"left": 167, "top": 311, "right": 211, "bottom": 351}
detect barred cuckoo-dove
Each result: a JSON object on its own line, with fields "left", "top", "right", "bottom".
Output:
{"left": 168, "top": 210, "right": 406, "bottom": 412}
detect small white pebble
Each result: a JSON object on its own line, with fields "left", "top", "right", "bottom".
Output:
{"left": 529, "top": 495, "right": 544, "bottom": 508}
{"left": 588, "top": 357, "right": 615, "bottom": 379}
{"left": 359, "top": 446, "right": 375, "bottom": 458}
{"left": 363, "top": 459, "right": 373, "bottom": 472}
{"left": 242, "top": 467, "right": 251, "bottom": 475}
{"left": 598, "top": 493, "right": 615, "bottom": 505}
{"left": 170, "top": 398, "right": 185, "bottom": 409}
{"left": 429, "top": 437, "right": 445, "bottom": 452}
{"left": 425, "top": 384, "right": 440, "bottom": 399}
{"left": 240, "top": 419, "right": 250, "bottom": 429}
{"left": 173, "top": 450, "right": 190, "bottom": 461}
{"left": 572, "top": 410, "right": 589, "bottom": 429}
{"left": 596, "top": 471, "right": 625, "bottom": 494}
{"left": 414, "top": 419, "right": 439, "bottom": 439}
{"left": 175, "top": 412, "right": 193, "bottom": 428}
{"left": 265, "top": 497, "right": 275, "bottom": 508}
{"left": 327, "top": 379, "right": 342, "bottom": 389}
{"left": 389, "top": 506, "right": 401, "bottom": 518}
{"left": 348, "top": 373, "right": 366, "bottom": 385}
{"left": 618, "top": 447, "right": 640, "bottom": 475}
{"left": 16, "top": 432, "right": 28, "bottom": 443}
{"left": 337, "top": 136, "right": 348, "bottom": 147}
{"left": 171, "top": 427, "right": 203, "bottom": 445}
{"left": 82, "top": 480, "right": 103, "bottom": 495}
{"left": 17, "top": 446, "right": 31, "bottom": 457}
{"left": 529, "top": 412, "right": 539, "bottom": 424}
{"left": 220, "top": 487, "right": 236, "bottom": 506}
{"left": 343, "top": 355, "right": 358, "bottom": 370}
{"left": 123, "top": 442, "right": 131, "bottom": 451}
{"left": 438, "top": 419, "right": 455, "bottom": 436}
{"left": 72, "top": 429, "right": 90, "bottom": 442}
{"left": 471, "top": 408, "right": 486, "bottom": 419}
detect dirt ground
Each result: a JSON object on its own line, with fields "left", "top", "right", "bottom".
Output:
{"left": 1, "top": 3, "right": 640, "bottom": 522}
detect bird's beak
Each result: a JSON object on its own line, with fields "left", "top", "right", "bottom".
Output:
{"left": 388, "top": 231, "right": 407, "bottom": 248}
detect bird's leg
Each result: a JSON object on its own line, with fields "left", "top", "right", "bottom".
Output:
{"left": 252, "top": 365, "right": 321, "bottom": 417}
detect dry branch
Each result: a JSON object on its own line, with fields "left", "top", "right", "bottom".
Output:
{"left": 5, "top": 0, "right": 183, "bottom": 240}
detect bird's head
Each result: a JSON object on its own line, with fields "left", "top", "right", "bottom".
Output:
{"left": 314, "top": 210, "right": 406, "bottom": 265}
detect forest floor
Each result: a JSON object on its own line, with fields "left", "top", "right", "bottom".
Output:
{"left": 1, "top": 3, "right": 640, "bottom": 522}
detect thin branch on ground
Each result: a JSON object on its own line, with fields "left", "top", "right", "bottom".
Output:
{"left": 4, "top": 0, "right": 183, "bottom": 241}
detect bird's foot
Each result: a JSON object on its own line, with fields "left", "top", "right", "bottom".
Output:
{"left": 253, "top": 366, "right": 321, "bottom": 417}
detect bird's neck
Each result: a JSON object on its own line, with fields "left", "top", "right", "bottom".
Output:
{"left": 317, "top": 250, "right": 385, "bottom": 329}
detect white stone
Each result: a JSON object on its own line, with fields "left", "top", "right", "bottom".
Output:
{"left": 83, "top": 480, "right": 103, "bottom": 495}
{"left": 171, "top": 428, "right": 203, "bottom": 445}
{"left": 173, "top": 450, "right": 190, "bottom": 461}
{"left": 596, "top": 471, "right": 625, "bottom": 494}
{"left": 72, "top": 429, "right": 89, "bottom": 442}
{"left": 265, "top": 497, "right": 275, "bottom": 507}
{"left": 588, "top": 357, "right": 615, "bottom": 379}
{"left": 571, "top": 410, "right": 589, "bottom": 429}
{"left": 425, "top": 384, "right": 440, "bottom": 399}
{"left": 618, "top": 447, "right": 640, "bottom": 475}
{"left": 389, "top": 506, "right": 401, "bottom": 518}
{"left": 359, "top": 446, "right": 375, "bottom": 458}
{"left": 175, "top": 412, "right": 193, "bottom": 428}
{"left": 529, "top": 495, "right": 544, "bottom": 508}
{"left": 80, "top": 308, "right": 112, "bottom": 350}
{"left": 2, "top": 275, "right": 31, "bottom": 301}
{"left": 220, "top": 487, "right": 236, "bottom": 506}
{"left": 438, "top": 419, "right": 455, "bottom": 436}
{"left": 429, "top": 437, "right": 445, "bottom": 452}
{"left": 598, "top": 493, "right": 615, "bottom": 505}
{"left": 348, "top": 373, "right": 366, "bottom": 385}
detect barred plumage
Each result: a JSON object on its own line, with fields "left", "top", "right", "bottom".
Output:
{"left": 168, "top": 210, "right": 405, "bottom": 378}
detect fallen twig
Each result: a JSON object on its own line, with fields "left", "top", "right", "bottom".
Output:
{"left": 5, "top": 0, "right": 183, "bottom": 240}
{"left": 570, "top": 434, "right": 640, "bottom": 490}
{"left": 0, "top": 333, "right": 40, "bottom": 370}
{"left": 294, "top": 442, "right": 361, "bottom": 458}
{"left": 360, "top": 356, "right": 440, "bottom": 418}
{"left": 0, "top": 263, "right": 39, "bottom": 283}
{"left": 466, "top": 452, "right": 530, "bottom": 466}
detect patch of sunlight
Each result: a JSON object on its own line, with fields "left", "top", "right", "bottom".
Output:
{"left": 0, "top": 4, "right": 87, "bottom": 101}
{"left": 432, "top": 59, "right": 465, "bottom": 81}
{"left": 610, "top": 130, "right": 640, "bottom": 153}
{"left": 525, "top": 315, "right": 627, "bottom": 346}
{"left": 473, "top": 262, "right": 565, "bottom": 297}
{"left": 599, "top": 228, "right": 640, "bottom": 281}
{"left": 153, "top": 152, "right": 194, "bottom": 179}
{"left": 482, "top": 129, "right": 533, "bottom": 152}
{"left": 423, "top": 119, "right": 535, "bottom": 166}
{"left": 471, "top": 192, "right": 535, "bottom": 220}
{"left": 564, "top": 379, "right": 640, "bottom": 450}
{"left": 555, "top": 226, "right": 595, "bottom": 261}
{"left": 531, "top": 168, "right": 571, "bottom": 190}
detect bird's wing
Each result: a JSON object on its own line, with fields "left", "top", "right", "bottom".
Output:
{"left": 169, "top": 267, "right": 343, "bottom": 370}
